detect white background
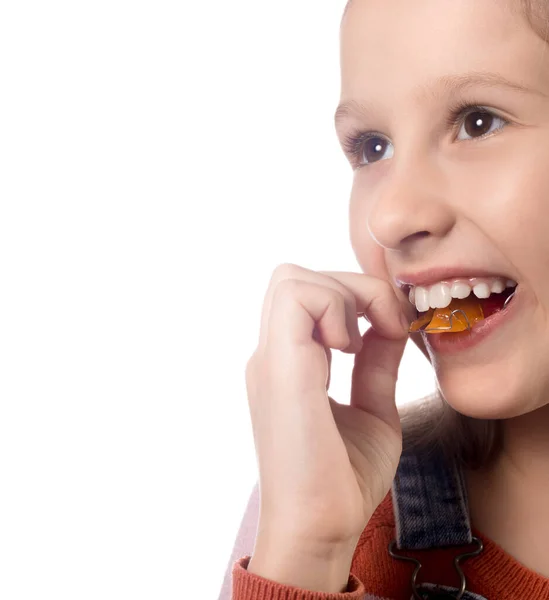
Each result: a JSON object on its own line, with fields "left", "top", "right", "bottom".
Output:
{"left": 0, "top": 1, "right": 436, "bottom": 598}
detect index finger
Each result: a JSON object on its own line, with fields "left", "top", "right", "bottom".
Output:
{"left": 317, "top": 271, "right": 408, "bottom": 340}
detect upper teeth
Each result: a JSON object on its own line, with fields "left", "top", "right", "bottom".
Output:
{"left": 409, "top": 277, "right": 517, "bottom": 313}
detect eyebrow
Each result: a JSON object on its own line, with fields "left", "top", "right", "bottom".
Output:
{"left": 334, "top": 71, "right": 549, "bottom": 128}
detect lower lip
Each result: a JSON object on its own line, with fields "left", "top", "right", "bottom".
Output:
{"left": 422, "top": 286, "right": 523, "bottom": 355}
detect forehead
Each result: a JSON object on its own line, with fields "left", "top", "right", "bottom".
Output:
{"left": 339, "top": 0, "right": 549, "bottom": 105}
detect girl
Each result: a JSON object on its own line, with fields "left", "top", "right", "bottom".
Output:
{"left": 219, "top": 0, "right": 549, "bottom": 598}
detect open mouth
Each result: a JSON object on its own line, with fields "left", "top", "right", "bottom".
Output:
{"left": 408, "top": 281, "right": 518, "bottom": 334}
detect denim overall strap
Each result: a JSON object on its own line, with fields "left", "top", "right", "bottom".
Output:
{"left": 389, "top": 444, "right": 488, "bottom": 599}
{"left": 391, "top": 444, "right": 472, "bottom": 550}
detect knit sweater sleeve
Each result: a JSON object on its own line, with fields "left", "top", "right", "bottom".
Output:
{"left": 230, "top": 556, "right": 366, "bottom": 600}
{"left": 220, "top": 484, "right": 395, "bottom": 600}
{"left": 228, "top": 491, "right": 397, "bottom": 600}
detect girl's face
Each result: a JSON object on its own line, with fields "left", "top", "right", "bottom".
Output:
{"left": 339, "top": 0, "right": 549, "bottom": 419}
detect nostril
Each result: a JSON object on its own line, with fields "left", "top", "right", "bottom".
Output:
{"left": 402, "top": 231, "right": 430, "bottom": 245}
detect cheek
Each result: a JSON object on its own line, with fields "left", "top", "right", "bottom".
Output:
{"left": 489, "top": 160, "right": 549, "bottom": 248}
{"left": 476, "top": 146, "right": 549, "bottom": 300}
{"left": 460, "top": 134, "right": 549, "bottom": 259}
{"left": 453, "top": 133, "right": 549, "bottom": 297}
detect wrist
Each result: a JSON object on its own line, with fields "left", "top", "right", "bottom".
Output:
{"left": 248, "top": 530, "right": 359, "bottom": 593}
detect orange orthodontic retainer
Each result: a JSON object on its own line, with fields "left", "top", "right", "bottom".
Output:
{"left": 409, "top": 296, "right": 485, "bottom": 334}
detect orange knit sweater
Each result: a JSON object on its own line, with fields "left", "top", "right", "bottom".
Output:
{"left": 231, "top": 491, "right": 549, "bottom": 599}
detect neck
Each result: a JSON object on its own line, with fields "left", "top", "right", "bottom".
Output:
{"left": 488, "top": 405, "right": 549, "bottom": 486}
{"left": 465, "top": 404, "right": 549, "bottom": 577}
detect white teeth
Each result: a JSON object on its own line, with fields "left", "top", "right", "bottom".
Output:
{"left": 410, "top": 276, "right": 517, "bottom": 312}
{"left": 415, "top": 286, "right": 430, "bottom": 312}
{"left": 473, "top": 282, "right": 491, "bottom": 299}
{"left": 450, "top": 282, "right": 471, "bottom": 299}
{"left": 428, "top": 283, "right": 452, "bottom": 309}
{"left": 491, "top": 280, "right": 505, "bottom": 294}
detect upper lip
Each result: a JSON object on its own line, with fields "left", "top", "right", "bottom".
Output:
{"left": 394, "top": 266, "right": 515, "bottom": 290}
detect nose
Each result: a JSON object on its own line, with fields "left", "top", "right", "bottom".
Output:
{"left": 366, "top": 154, "right": 456, "bottom": 251}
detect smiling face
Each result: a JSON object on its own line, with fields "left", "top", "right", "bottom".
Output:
{"left": 338, "top": 0, "right": 549, "bottom": 419}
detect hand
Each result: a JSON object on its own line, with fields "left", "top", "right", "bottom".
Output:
{"left": 245, "top": 263, "right": 409, "bottom": 553}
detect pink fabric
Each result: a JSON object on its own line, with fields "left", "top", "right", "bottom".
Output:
{"left": 217, "top": 481, "right": 260, "bottom": 600}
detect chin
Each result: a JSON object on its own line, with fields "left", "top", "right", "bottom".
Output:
{"left": 432, "top": 352, "right": 547, "bottom": 420}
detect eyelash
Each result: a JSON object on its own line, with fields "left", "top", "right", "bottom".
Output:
{"left": 342, "top": 102, "right": 509, "bottom": 170}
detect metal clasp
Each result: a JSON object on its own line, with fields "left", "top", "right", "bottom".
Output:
{"left": 388, "top": 536, "right": 484, "bottom": 600}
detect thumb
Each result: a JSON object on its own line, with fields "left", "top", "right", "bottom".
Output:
{"left": 350, "top": 327, "right": 407, "bottom": 428}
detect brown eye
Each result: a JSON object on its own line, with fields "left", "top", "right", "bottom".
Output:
{"left": 362, "top": 136, "right": 393, "bottom": 165}
{"left": 464, "top": 110, "right": 493, "bottom": 136}
{"left": 457, "top": 109, "right": 505, "bottom": 141}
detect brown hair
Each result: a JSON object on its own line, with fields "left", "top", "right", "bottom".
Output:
{"left": 341, "top": 0, "right": 549, "bottom": 471}
{"left": 399, "top": 393, "right": 503, "bottom": 471}
{"left": 521, "top": 0, "right": 549, "bottom": 42}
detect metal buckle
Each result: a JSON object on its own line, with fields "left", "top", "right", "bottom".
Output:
{"left": 416, "top": 590, "right": 461, "bottom": 600}
{"left": 388, "top": 537, "right": 484, "bottom": 600}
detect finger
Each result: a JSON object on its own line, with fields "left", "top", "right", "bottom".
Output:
{"left": 250, "top": 281, "right": 351, "bottom": 459}
{"left": 313, "top": 326, "right": 333, "bottom": 390}
{"left": 349, "top": 327, "right": 408, "bottom": 429}
{"left": 258, "top": 264, "right": 364, "bottom": 355}
{"left": 318, "top": 271, "right": 408, "bottom": 340}
{"left": 325, "top": 345, "right": 332, "bottom": 390}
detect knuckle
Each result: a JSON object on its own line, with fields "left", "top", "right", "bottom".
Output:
{"left": 330, "top": 288, "right": 347, "bottom": 313}
{"left": 271, "top": 262, "right": 301, "bottom": 283}
{"left": 372, "top": 277, "right": 393, "bottom": 299}
{"left": 272, "top": 277, "right": 302, "bottom": 302}
{"left": 318, "top": 272, "right": 358, "bottom": 310}
{"left": 328, "top": 287, "right": 357, "bottom": 322}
